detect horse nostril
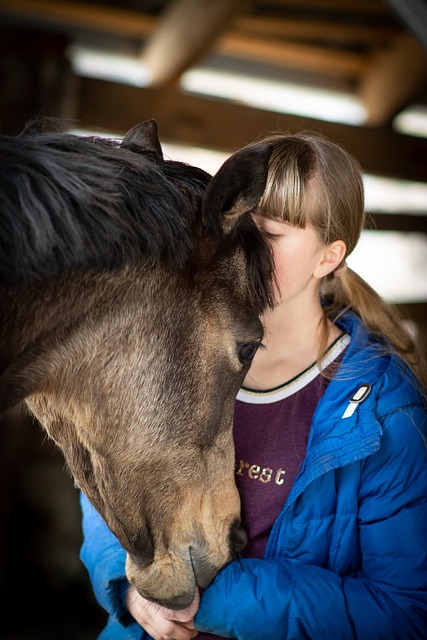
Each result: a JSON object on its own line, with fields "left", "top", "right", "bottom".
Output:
{"left": 229, "top": 521, "right": 247, "bottom": 555}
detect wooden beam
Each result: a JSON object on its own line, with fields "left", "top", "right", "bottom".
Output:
{"left": 0, "top": 0, "right": 376, "bottom": 82}
{"left": 138, "top": 0, "right": 250, "bottom": 86}
{"left": 359, "top": 33, "right": 427, "bottom": 126}
{"left": 396, "top": 302, "right": 427, "bottom": 323}
{"left": 218, "top": 33, "right": 368, "bottom": 77}
{"left": 233, "top": 15, "right": 400, "bottom": 46}
{"left": 366, "top": 213, "right": 427, "bottom": 233}
{"left": 76, "top": 77, "right": 427, "bottom": 183}
{"left": 0, "top": 0, "right": 155, "bottom": 38}
{"left": 263, "top": 0, "right": 390, "bottom": 14}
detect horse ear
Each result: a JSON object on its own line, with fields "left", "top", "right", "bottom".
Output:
{"left": 202, "top": 144, "right": 273, "bottom": 237}
{"left": 121, "top": 120, "right": 163, "bottom": 160}
{"left": 18, "top": 117, "right": 64, "bottom": 137}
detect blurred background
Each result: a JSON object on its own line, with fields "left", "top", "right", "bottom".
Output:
{"left": 1, "top": 0, "right": 426, "bottom": 637}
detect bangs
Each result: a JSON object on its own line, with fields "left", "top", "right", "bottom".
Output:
{"left": 255, "top": 137, "right": 317, "bottom": 228}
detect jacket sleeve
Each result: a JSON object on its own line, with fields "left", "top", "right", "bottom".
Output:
{"left": 79, "top": 492, "right": 134, "bottom": 628}
{"left": 195, "top": 403, "right": 427, "bottom": 639}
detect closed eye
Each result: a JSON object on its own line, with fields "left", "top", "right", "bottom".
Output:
{"left": 263, "top": 231, "right": 284, "bottom": 240}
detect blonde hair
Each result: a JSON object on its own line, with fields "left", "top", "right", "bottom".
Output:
{"left": 251, "top": 130, "right": 426, "bottom": 387}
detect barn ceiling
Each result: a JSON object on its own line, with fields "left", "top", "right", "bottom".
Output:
{"left": 1, "top": 0, "right": 427, "bottom": 141}
{"left": 1, "top": 1, "right": 427, "bottom": 204}
{"left": 1, "top": 1, "right": 426, "bottom": 231}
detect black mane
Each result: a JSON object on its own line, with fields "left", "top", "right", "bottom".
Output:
{"left": 0, "top": 129, "right": 210, "bottom": 285}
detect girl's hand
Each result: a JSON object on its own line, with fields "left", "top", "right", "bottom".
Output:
{"left": 126, "top": 584, "right": 199, "bottom": 640}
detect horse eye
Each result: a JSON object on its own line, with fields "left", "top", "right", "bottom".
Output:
{"left": 238, "top": 342, "right": 259, "bottom": 365}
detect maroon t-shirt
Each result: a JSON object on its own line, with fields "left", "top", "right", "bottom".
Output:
{"left": 196, "top": 335, "right": 349, "bottom": 639}
{"left": 234, "top": 372, "right": 329, "bottom": 558}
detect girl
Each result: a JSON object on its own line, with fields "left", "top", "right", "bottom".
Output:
{"left": 80, "top": 131, "right": 427, "bottom": 639}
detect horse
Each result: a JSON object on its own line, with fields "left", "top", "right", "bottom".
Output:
{"left": 0, "top": 119, "right": 274, "bottom": 609}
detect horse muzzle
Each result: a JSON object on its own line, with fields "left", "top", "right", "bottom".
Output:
{"left": 126, "top": 520, "right": 247, "bottom": 609}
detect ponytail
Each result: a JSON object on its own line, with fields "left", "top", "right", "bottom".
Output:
{"left": 321, "top": 267, "right": 427, "bottom": 388}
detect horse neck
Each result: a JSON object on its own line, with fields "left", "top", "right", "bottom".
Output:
{"left": 1, "top": 271, "right": 110, "bottom": 374}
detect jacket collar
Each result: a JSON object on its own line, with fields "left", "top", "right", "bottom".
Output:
{"left": 285, "top": 311, "right": 388, "bottom": 508}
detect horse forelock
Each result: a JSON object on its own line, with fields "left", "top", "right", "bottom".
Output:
{"left": 210, "top": 213, "right": 277, "bottom": 316}
{"left": 0, "top": 130, "right": 210, "bottom": 285}
{"left": 238, "top": 215, "right": 277, "bottom": 313}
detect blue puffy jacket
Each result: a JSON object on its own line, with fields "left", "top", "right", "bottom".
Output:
{"left": 80, "top": 311, "right": 427, "bottom": 639}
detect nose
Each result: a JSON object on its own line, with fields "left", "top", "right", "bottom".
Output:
{"left": 229, "top": 520, "right": 247, "bottom": 556}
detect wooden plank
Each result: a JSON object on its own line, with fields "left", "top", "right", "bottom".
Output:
{"left": 366, "top": 213, "right": 427, "bottom": 233}
{"left": 0, "top": 0, "right": 155, "bottom": 38}
{"left": 262, "top": 0, "right": 390, "bottom": 14}
{"left": 395, "top": 302, "right": 427, "bottom": 324}
{"left": 0, "top": 0, "right": 397, "bottom": 48}
{"left": 138, "top": 0, "right": 250, "bottom": 85}
{"left": 218, "top": 33, "right": 368, "bottom": 77}
{"left": 76, "top": 77, "right": 427, "bottom": 183}
{"left": 233, "top": 15, "right": 400, "bottom": 45}
{"left": 359, "top": 33, "right": 427, "bottom": 126}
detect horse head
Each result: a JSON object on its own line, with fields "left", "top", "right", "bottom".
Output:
{"left": 0, "top": 121, "right": 274, "bottom": 608}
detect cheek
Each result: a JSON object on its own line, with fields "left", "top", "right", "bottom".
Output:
{"left": 273, "top": 243, "right": 301, "bottom": 278}
{"left": 275, "top": 263, "right": 300, "bottom": 291}
{"left": 273, "top": 243, "right": 320, "bottom": 296}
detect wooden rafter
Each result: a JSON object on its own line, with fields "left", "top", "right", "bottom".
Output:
{"left": 234, "top": 16, "right": 399, "bottom": 46}
{"left": 218, "top": 33, "right": 368, "bottom": 77}
{"left": 138, "top": 0, "right": 250, "bottom": 86}
{"left": 1, "top": 0, "right": 425, "bottom": 129}
{"left": 264, "top": 0, "right": 390, "bottom": 14}
{"left": 359, "top": 33, "right": 427, "bottom": 126}
{"left": 0, "top": 0, "right": 155, "bottom": 38}
{"left": 77, "top": 77, "right": 427, "bottom": 183}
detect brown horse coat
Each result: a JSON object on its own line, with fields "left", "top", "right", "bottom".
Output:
{"left": 0, "top": 120, "right": 274, "bottom": 608}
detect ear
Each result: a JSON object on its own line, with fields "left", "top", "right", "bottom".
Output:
{"left": 121, "top": 120, "right": 163, "bottom": 160}
{"left": 202, "top": 144, "right": 273, "bottom": 238}
{"left": 314, "top": 240, "right": 346, "bottom": 279}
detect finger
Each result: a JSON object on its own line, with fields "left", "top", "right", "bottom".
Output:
{"left": 177, "top": 621, "right": 196, "bottom": 631}
{"left": 149, "top": 619, "right": 197, "bottom": 640}
{"left": 156, "top": 619, "right": 197, "bottom": 640}
{"left": 126, "top": 586, "right": 198, "bottom": 639}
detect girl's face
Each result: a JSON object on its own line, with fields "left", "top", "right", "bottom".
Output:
{"left": 253, "top": 214, "right": 327, "bottom": 304}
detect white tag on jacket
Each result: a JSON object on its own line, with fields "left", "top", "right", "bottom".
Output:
{"left": 342, "top": 383, "right": 371, "bottom": 419}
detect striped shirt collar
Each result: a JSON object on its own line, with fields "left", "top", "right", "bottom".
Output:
{"left": 237, "top": 333, "right": 351, "bottom": 405}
